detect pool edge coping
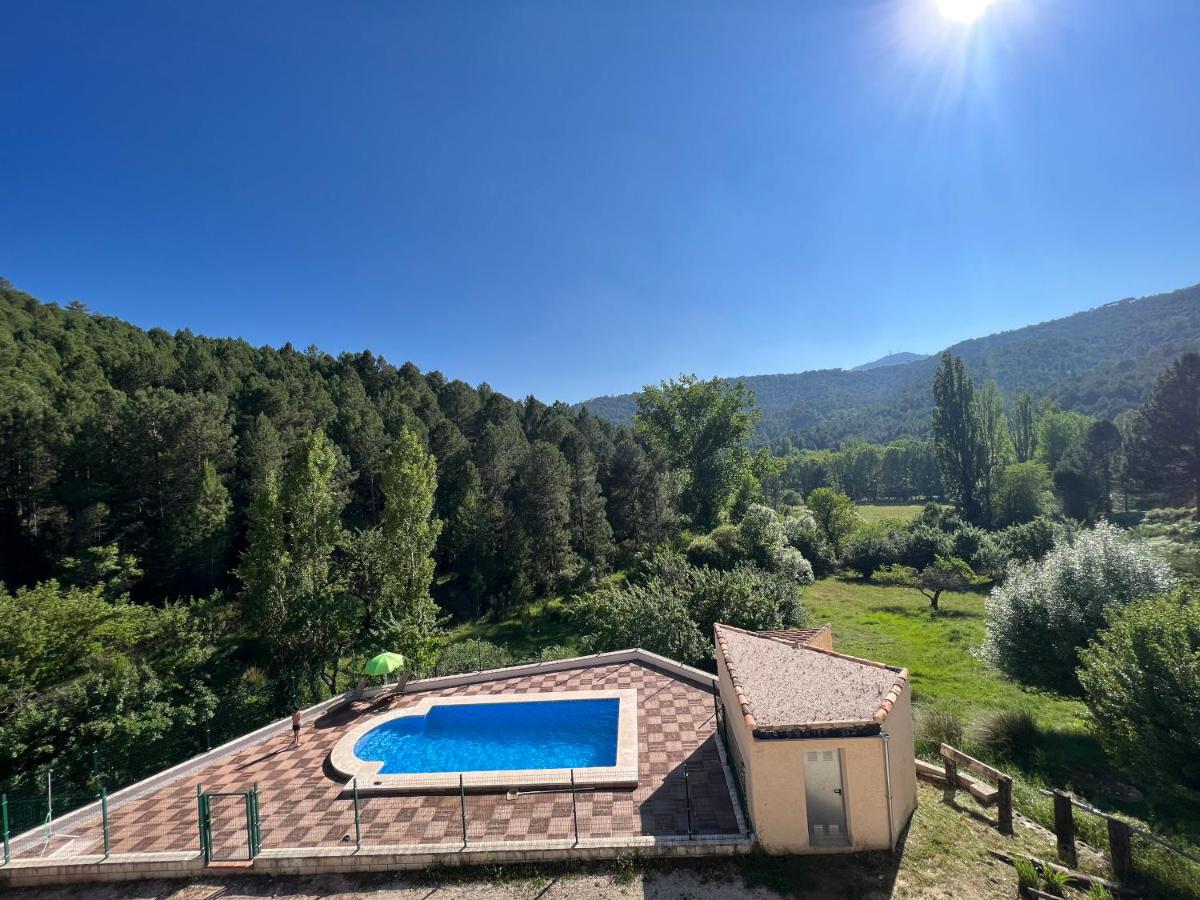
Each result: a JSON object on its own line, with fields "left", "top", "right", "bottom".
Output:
{"left": 329, "top": 688, "right": 640, "bottom": 792}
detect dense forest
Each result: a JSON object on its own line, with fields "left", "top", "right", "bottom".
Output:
{"left": 0, "top": 278, "right": 673, "bottom": 607}
{"left": 583, "top": 283, "right": 1200, "bottom": 448}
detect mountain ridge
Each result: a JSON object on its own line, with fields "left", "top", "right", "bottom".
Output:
{"left": 580, "top": 283, "right": 1200, "bottom": 448}
{"left": 852, "top": 351, "right": 930, "bottom": 371}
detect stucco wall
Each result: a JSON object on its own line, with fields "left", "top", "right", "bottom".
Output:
{"left": 884, "top": 680, "right": 918, "bottom": 836}
{"left": 716, "top": 645, "right": 916, "bottom": 854}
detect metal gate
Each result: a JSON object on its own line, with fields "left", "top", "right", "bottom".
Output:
{"left": 804, "top": 749, "right": 849, "bottom": 848}
{"left": 197, "top": 784, "right": 262, "bottom": 862}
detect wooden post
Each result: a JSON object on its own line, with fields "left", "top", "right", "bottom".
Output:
{"left": 1107, "top": 818, "right": 1133, "bottom": 883}
{"left": 997, "top": 774, "right": 1013, "bottom": 836}
{"left": 1052, "top": 790, "right": 1076, "bottom": 866}
{"left": 940, "top": 745, "right": 958, "bottom": 803}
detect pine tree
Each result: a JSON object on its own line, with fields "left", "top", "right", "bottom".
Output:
{"left": 564, "top": 442, "right": 614, "bottom": 572}
{"left": 512, "top": 442, "right": 579, "bottom": 593}
{"left": 1130, "top": 353, "right": 1200, "bottom": 518}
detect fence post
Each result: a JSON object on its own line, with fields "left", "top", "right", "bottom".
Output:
{"left": 997, "top": 774, "right": 1013, "bottom": 836}
{"left": 459, "top": 774, "right": 467, "bottom": 847}
{"left": 1108, "top": 819, "right": 1133, "bottom": 883}
{"left": 941, "top": 747, "right": 958, "bottom": 803}
{"left": 570, "top": 770, "right": 579, "bottom": 845}
{"left": 249, "top": 783, "right": 261, "bottom": 858}
{"left": 1052, "top": 790, "right": 1076, "bottom": 867}
{"left": 205, "top": 720, "right": 212, "bottom": 752}
{"left": 352, "top": 777, "right": 362, "bottom": 851}
{"left": 2, "top": 793, "right": 10, "bottom": 865}
{"left": 196, "top": 784, "right": 210, "bottom": 862}
{"left": 683, "top": 764, "right": 694, "bottom": 840}
{"left": 100, "top": 787, "right": 110, "bottom": 859}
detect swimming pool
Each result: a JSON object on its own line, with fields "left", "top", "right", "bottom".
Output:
{"left": 355, "top": 698, "right": 618, "bottom": 774}
{"left": 330, "top": 689, "right": 639, "bottom": 791}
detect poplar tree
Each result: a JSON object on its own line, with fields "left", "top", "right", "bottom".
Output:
{"left": 933, "top": 353, "right": 985, "bottom": 524}
{"left": 1010, "top": 391, "right": 1038, "bottom": 463}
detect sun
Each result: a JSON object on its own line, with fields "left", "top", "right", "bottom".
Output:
{"left": 935, "top": 0, "right": 994, "bottom": 24}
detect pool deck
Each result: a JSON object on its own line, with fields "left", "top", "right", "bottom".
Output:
{"left": 11, "top": 656, "right": 743, "bottom": 863}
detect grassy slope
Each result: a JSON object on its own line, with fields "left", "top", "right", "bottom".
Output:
{"left": 807, "top": 577, "right": 1200, "bottom": 898}
{"left": 445, "top": 596, "right": 582, "bottom": 659}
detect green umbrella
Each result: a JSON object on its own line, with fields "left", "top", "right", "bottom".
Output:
{"left": 362, "top": 651, "right": 407, "bottom": 677}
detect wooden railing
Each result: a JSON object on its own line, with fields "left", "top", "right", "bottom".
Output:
{"left": 939, "top": 744, "right": 1013, "bottom": 835}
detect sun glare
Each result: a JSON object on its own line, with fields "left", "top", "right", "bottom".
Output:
{"left": 936, "top": 0, "right": 994, "bottom": 24}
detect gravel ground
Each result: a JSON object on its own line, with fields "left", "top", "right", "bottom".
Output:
{"left": 2, "top": 866, "right": 790, "bottom": 900}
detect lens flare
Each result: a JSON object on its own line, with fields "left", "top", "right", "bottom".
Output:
{"left": 936, "top": 0, "right": 994, "bottom": 24}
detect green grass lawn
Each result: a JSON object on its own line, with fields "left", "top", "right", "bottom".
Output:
{"left": 855, "top": 502, "right": 928, "bottom": 524}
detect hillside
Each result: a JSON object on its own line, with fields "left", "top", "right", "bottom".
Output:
{"left": 581, "top": 283, "right": 1200, "bottom": 448}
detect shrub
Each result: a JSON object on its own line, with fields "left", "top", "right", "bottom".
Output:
{"left": 573, "top": 576, "right": 708, "bottom": 664}
{"left": 950, "top": 524, "right": 1006, "bottom": 578}
{"left": 1085, "top": 886, "right": 1113, "bottom": 900}
{"left": 1041, "top": 866, "right": 1070, "bottom": 897}
{"left": 685, "top": 526, "right": 738, "bottom": 570}
{"left": 842, "top": 521, "right": 910, "bottom": 578}
{"left": 974, "top": 708, "right": 1042, "bottom": 763}
{"left": 573, "top": 550, "right": 809, "bottom": 665}
{"left": 1014, "top": 859, "right": 1039, "bottom": 890}
{"left": 903, "top": 522, "right": 953, "bottom": 570}
{"left": 1077, "top": 591, "right": 1200, "bottom": 789}
{"left": 436, "top": 639, "right": 513, "bottom": 675}
{"left": 999, "top": 516, "right": 1067, "bottom": 563}
{"left": 914, "top": 708, "right": 964, "bottom": 756}
{"left": 532, "top": 644, "right": 574, "bottom": 663}
{"left": 687, "top": 507, "right": 814, "bottom": 584}
{"left": 982, "top": 522, "right": 1177, "bottom": 691}
{"left": 782, "top": 511, "right": 837, "bottom": 577}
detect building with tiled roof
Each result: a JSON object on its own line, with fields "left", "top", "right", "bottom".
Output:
{"left": 714, "top": 623, "right": 917, "bottom": 854}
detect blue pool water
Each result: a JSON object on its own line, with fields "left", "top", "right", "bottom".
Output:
{"left": 354, "top": 698, "right": 620, "bottom": 774}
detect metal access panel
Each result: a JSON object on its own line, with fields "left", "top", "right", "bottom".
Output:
{"left": 804, "top": 749, "right": 849, "bottom": 848}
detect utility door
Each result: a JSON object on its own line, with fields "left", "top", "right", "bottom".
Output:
{"left": 803, "top": 749, "right": 849, "bottom": 848}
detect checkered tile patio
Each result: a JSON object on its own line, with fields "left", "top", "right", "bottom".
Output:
{"left": 17, "top": 660, "right": 741, "bottom": 859}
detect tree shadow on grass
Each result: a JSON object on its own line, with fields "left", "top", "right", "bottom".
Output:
{"left": 874, "top": 604, "right": 981, "bottom": 620}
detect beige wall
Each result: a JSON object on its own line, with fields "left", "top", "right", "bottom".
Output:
{"left": 716, "top": 652, "right": 917, "bottom": 854}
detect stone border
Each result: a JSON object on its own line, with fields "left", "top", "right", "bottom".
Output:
{"left": 330, "top": 689, "right": 639, "bottom": 792}
{"left": 0, "top": 835, "right": 753, "bottom": 888}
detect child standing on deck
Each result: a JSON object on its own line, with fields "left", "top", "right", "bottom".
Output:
{"left": 291, "top": 709, "right": 302, "bottom": 746}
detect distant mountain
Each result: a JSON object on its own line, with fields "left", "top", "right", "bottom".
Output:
{"left": 580, "top": 284, "right": 1200, "bottom": 449}
{"left": 852, "top": 352, "right": 929, "bottom": 371}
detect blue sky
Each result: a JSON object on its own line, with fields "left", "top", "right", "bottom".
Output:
{"left": 2, "top": 1, "right": 1198, "bottom": 402}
